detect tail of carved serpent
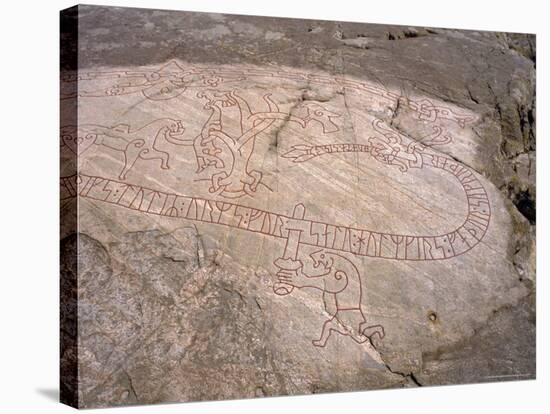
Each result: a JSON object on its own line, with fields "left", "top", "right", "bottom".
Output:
{"left": 281, "top": 141, "right": 491, "bottom": 260}
{"left": 61, "top": 139, "right": 490, "bottom": 261}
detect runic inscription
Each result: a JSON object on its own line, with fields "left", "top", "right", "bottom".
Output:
{"left": 61, "top": 62, "right": 489, "bottom": 348}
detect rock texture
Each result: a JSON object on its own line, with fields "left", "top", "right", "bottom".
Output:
{"left": 60, "top": 5, "right": 535, "bottom": 409}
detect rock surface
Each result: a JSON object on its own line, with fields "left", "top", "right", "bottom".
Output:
{"left": 60, "top": 5, "right": 535, "bottom": 409}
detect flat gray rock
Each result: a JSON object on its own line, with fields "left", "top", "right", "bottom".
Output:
{"left": 60, "top": 5, "right": 535, "bottom": 409}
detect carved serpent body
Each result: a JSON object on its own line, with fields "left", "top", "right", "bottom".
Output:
{"left": 61, "top": 143, "right": 489, "bottom": 261}
{"left": 61, "top": 64, "right": 489, "bottom": 262}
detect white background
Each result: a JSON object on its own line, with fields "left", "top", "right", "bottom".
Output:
{"left": 0, "top": 0, "right": 546, "bottom": 412}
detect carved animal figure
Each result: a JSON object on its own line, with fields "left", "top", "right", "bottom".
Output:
{"left": 276, "top": 250, "right": 384, "bottom": 347}
{"left": 60, "top": 64, "right": 489, "bottom": 351}
{"left": 193, "top": 90, "right": 341, "bottom": 198}
{"left": 79, "top": 118, "right": 190, "bottom": 180}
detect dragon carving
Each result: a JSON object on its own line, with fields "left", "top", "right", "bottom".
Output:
{"left": 61, "top": 63, "right": 489, "bottom": 350}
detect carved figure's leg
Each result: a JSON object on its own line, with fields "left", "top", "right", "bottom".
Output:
{"left": 140, "top": 147, "right": 170, "bottom": 169}
{"left": 120, "top": 140, "right": 145, "bottom": 180}
{"left": 209, "top": 171, "right": 229, "bottom": 193}
{"left": 243, "top": 169, "right": 262, "bottom": 193}
{"left": 312, "top": 316, "right": 342, "bottom": 347}
{"left": 360, "top": 323, "right": 385, "bottom": 340}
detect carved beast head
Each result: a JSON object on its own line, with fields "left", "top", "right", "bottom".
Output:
{"left": 303, "top": 103, "right": 341, "bottom": 133}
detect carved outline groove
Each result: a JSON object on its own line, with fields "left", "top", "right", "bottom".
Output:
{"left": 61, "top": 62, "right": 489, "bottom": 348}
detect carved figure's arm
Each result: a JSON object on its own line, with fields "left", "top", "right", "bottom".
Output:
{"left": 276, "top": 263, "right": 347, "bottom": 293}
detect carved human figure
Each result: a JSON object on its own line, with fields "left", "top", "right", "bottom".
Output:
{"left": 276, "top": 249, "right": 385, "bottom": 347}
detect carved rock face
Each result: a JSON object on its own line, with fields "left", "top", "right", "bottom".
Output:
{"left": 61, "top": 5, "right": 535, "bottom": 409}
